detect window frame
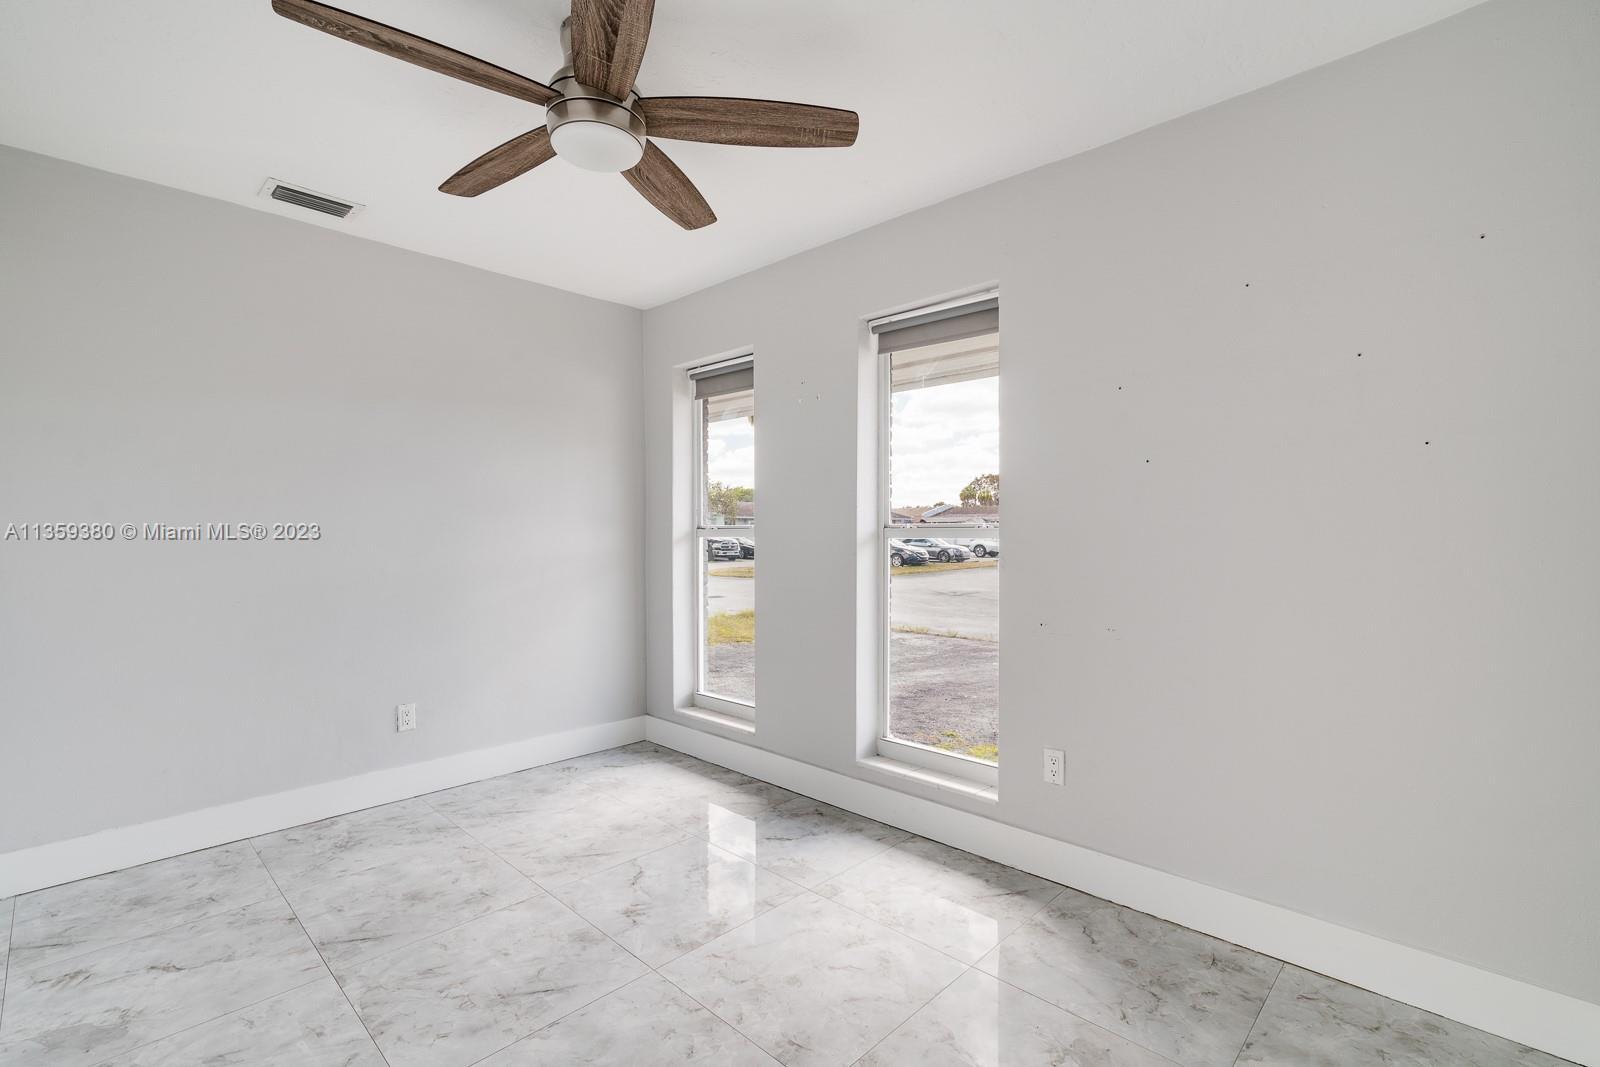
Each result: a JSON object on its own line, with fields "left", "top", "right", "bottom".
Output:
{"left": 875, "top": 300, "right": 999, "bottom": 786}
{"left": 690, "top": 356, "right": 755, "bottom": 719}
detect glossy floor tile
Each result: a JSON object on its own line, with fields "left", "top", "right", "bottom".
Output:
{"left": 661, "top": 891, "right": 967, "bottom": 1066}
{"left": 977, "top": 887, "right": 1282, "bottom": 1067}
{"left": 422, "top": 762, "right": 615, "bottom": 829}
{"left": 816, "top": 837, "right": 1062, "bottom": 964}
{"left": 251, "top": 797, "right": 471, "bottom": 893}
{"left": 1237, "top": 965, "right": 1570, "bottom": 1066}
{"left": 553, "top": 836, "right": 802, "bottom": 966}
{"left": 281, "top": 836, "right": 535, "bottom": 973}
{"left": 456, "top": 791, "right": 688, "bottom": 889}
{"left": 9, "top": 841, "right": 279, "bottom": 974}
{"left": 0, "top": 897, "right": 322, "bottom": 1067}
{"left": 337, "top": 893, "right": 647, "bottom": 1067}
{"left": 0, "top": 743, "right": 1575, "bottom": 1067}
{"left": 701, "top": 795, "right": 912, "bottom": 888}
{"left": 478, "top": 972, "right": 780, "bottom": 1066}
{"left": 630, "top": 775, "right": 799, "bottom": 838}
{"left": 0, "top": 896, "right": 12, "bottom": 995}
{"left": 97, "top": 974, "right": 384, "bottom": 1067}
{"left": 860, "top": 968, "right": 1175, "bottom": 1067}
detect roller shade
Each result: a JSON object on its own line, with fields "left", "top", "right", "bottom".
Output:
{"left": 691, "top": 358, "right": 753, "bottom": 399}
{"left": 890, "top": 333, "right": 999, "bottom": 392}
{"left": 872, "top": 297, "right": 998, "bottom": 354}
{"left": 875, "top": 300, "right": 999, "bottom": 392}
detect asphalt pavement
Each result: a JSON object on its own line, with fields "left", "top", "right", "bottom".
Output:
{"left": 705, "top": 562, "right": 997, "bottom": 639}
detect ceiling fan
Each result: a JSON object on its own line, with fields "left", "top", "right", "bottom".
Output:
{"left": 271, "top": 0, "right": 860, "bottom": 229}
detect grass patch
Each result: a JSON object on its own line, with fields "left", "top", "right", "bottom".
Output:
{"left": 707, "top": 564, "right": 755, "bottom": 578}
{"left": 891, "top": 625, "right": 996, "bottom": 643}
{"left": 932, "top": 730, "right": 999, "bottom": 762}
{"left": 707, "top": 610, "right": 755, "bottom": 645}
{"left": 892, "top": 559, "right": 997, "bottom": 576}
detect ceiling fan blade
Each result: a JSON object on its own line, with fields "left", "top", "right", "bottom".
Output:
{"left": 272, "top": 0, "right": 558, "bottom": 107}
{"left": 623, "top": 143, "right": 715, "bottom": 230}
{"left": 570, "top": 0, "right": 655, "bottom": 98}
{"left": 568, "top": 0, "right": 614, "bottom": 89}
{"left": 601, "top": 0, "right": 655, "bottom": 98}
{"left": 439, "top": 128, "right": 556, "bottom": 197}
{"left": 639, "top": 97, "right": 859, "bottom": 148}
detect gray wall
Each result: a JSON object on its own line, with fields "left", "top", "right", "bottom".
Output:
{"left": 0, "top": 146, "right": 644, "bottom": 852}
{"left": 643, "top": 0, "right": 1600, "bottom": 1004}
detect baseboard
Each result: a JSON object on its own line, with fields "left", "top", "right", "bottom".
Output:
{"left": 0, "top": 715, "right": 647, "bottom": 899}
{"left": 645, "top": 716, "right": 1599, "bottom": 1067}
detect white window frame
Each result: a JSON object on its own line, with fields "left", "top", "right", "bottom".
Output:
{"left": 875, "top": 297, "right": 999, "bottom": 786}
{"left": 691, "top": 356, "right": 755, "bottom": 719}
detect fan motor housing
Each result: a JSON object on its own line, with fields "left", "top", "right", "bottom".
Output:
{"left": 545, "top": 16, "right": 647, "bottom": 172}
{"left": 546, "top": 85, "right": 647, "bottom": 171}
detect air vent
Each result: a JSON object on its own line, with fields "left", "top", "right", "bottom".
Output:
{"left": 258, "top": 179, "right": 363, "bottom": 220}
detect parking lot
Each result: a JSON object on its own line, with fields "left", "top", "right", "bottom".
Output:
{"left": 704, "top": 558, "right": 998, "bottom": 758}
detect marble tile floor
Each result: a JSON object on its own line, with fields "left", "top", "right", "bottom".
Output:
{"left": 0, "top": 742, "right": 1574, "bottom": 1067}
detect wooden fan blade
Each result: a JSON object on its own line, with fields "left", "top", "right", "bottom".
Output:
{"left": 639, "top": 97, "right": 859, "bottom": 148}
{"left": 623, "top": 143, "right": 715, "bottom": 230}
{"left": 601, "top": 0, "right": 655, "bottom": 99}
{"left": 439, "top": 128, "right": 555, "bottom": 197}
{"left": 568, "top": 0, "right": 614, "bottom": 89}
{"left": 570, "top": 0, "right": 655, "bottom": 98}
{"left": 272, "top": 0, "right": 558, "bottom": 107}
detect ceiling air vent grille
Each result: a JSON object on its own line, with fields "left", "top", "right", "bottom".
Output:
{"left": 258, "top": 179, "right": 363, "bottom": 220}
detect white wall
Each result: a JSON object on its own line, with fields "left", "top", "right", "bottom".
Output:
{"left": 0, "top": 146, "right": 644, "bottom": 854}
{"left": 643, "top": 0, "right": 1600, "bottom": 1007}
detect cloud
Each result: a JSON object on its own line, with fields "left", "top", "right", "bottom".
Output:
{"left": 706, "top": 418, "right": 755, "bottom": 488}
{"left": 891, "top": 377, "right": 998, "bottom": 506}
{"left": 701, "top": 378, "right": 997, "bottom": 509}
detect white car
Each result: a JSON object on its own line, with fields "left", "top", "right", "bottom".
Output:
{"left": 963, "top": 538, "right": 999, "bottom": 558}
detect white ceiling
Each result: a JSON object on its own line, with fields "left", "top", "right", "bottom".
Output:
{"left": 0, "top": 0, "right": 1483, "bottom": 308}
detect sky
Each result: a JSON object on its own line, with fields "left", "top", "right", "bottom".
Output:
{"left": 706, "top": 416, "right": 755, "bottom": 489}
{"left": 891, "top": 376, "right": 999, "bottom": 507}
{"left": 703, "top": 375, "right": 999, "bottom": 509}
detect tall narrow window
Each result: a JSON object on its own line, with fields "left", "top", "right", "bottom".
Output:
{"left": 692, "top": 357, "right": 755, "bottom": 715}
{"left": 877, "top": 297, "right": 999, "bottom": 776}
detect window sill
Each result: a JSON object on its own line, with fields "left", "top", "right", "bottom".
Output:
{"left": 858, "top": 755, "right": 998, "bottom": 803}
{"left": 676, "top": 704, "right": 755, "bottom": 736}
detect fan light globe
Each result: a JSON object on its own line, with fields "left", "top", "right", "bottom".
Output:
{"left": 550, "top": 120, "right": 645, "bottom": 172}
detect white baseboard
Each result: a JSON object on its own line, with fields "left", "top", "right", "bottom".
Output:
{"left": 645, "top": 716, "right": 1599, "bottom": 1067}
{"left": 0, "top": 715, "right": 647, "bottom": 899}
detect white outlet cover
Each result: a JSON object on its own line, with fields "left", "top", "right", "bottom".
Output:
{"left": 396, "top": 703, "right": 417, "bottom": 732}
{"left": 1043, "top": 748, "right": 1064, "bottom": 785}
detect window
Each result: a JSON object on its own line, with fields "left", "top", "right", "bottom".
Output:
{"left": 876, "top": 296, "right": 999, "bottom": 778}
{"left": 692, "top": 357, "right": 755, "bottom": 716}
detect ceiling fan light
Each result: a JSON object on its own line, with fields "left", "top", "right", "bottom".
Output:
{"left": 549, "top": 119, "right": 645, "bottom": 172}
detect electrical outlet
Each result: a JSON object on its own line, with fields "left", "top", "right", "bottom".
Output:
{"left": 396, "top": 703, "right": 417, "bottom": 732}
{"left": 1043, "top": 747, "right": 1064, "bottom": 785}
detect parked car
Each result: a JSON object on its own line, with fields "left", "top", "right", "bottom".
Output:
{"left": 899, "top": 537, "right": 973, "bottom": 562}
{"left": 965, "top": 538, "right": 999, "bottom": 558}
{"left": 888, "top": 540, "right": 930, "bottom": 567}
{"left": 705, "top": 538, "right": 742, "bottom": 561}
{"left": 736, "top": 538, "right": 755, "bottom": 559}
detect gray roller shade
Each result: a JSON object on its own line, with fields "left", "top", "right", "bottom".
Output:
{"left": 872, "top": 297, "right": 998, "bottom": 354}
{"left": 691, "top": 358, "right": 754, "bottom": 399}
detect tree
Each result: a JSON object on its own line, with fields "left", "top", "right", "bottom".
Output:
{"left": 959, "top": 473, "right": 1000, "bottom": 507}
{"left": 706, "top": 481, "right": 754, "bottom": 524}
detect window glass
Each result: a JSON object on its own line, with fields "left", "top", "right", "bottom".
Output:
{"left": 886, "top": 327, "right": 999, "bottom": 763}
{"left": 702, "top": 386, "right": 754, "bottom": 527}
{"left": 701, "top": 535, "right": 755, "bottom": 703}
{"left": 694, "top": 365, "right": 754, "bottom": 708}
